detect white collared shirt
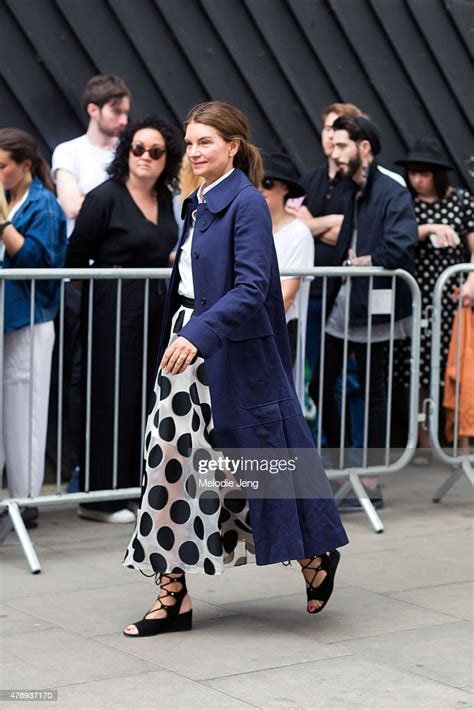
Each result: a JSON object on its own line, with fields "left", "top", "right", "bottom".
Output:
{"left": 178, "top": 168, "right": 235, "bottom": 298}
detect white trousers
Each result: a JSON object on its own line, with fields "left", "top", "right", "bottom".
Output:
{"left": 2, "top": 321, "right": 55, "bottom": 498}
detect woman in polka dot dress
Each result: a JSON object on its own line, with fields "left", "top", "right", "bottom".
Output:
{"left": 394, "top": 139, "right": 473, "bottom": 464}
{"left": 123, "top": 101, "right": 348, "bottom": 637}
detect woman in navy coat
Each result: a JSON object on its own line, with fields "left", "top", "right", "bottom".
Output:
{"left": 123, "top": 102, "right": 348, "bottom": 637}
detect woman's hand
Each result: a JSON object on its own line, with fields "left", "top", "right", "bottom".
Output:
{"left": 459, "top": 274, "right": 474, "bottom": 307}
{"left": 284, "top": 203, "right": 313, "bottom": 222}
{"left": 431, "top": 224, "right": 459, "bottom": 247}
{"left": 160, "top": 336, "right": 198, "bottom": 375}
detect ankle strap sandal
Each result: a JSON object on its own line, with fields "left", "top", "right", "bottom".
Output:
{"left": 124, "top": 573, "right": 193, "bottom": 637}
{"left": 301, "top": 550, "right": 341, "bottom": 615}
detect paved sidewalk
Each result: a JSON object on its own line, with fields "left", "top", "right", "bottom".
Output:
{"left": 1, "top": 463, "right": 472, "bottom": 710}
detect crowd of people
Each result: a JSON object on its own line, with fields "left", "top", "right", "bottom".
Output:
{"left": 1, "top": 74, "right": 473, "bottom": 532}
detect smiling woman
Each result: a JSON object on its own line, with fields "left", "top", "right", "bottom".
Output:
{"left": 66, "top": 116, "right": 183, "bottom": 524}
{"left": 184, "top": 122, "right": 238, "bottom": 187}
{"left": 122, "top": 101, "right": 348, "bottom": 638}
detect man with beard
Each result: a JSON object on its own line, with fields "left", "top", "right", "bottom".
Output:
{"left": 309, "top": 115, "right": 417, "bottom": 507}
{"left": 53, "top": 75, "right": 131, "bottom": 235}
{"left": 50, "top": 75, "right": 130, "bottom": 494}
{"left": 285, "top": 103, "right": 361, "bottom": 373}
{"left": 285, "top": 103, "right": 405, "bottom": 373}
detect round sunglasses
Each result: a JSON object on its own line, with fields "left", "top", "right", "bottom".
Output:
{"left": 261, "top": 177, "right": 276, "bottom": 190}
{"left": 130, "top": 143, "right": 166, "bottom": 160}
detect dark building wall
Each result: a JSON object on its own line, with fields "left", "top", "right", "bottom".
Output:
{"left": 0, "top": 0, "right": 472, "bottom": 188}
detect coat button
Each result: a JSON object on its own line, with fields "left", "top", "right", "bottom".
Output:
{"left": 193, "top": 251, "right": 199, "bottom": 258}
{"left": 200, "top": 296, "right": 207, "bottom": 305}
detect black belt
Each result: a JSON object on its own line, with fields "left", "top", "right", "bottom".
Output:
{"left": 179, "top": 295, "right": 195, "bottom": 309}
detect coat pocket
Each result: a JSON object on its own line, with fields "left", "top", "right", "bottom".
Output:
{"left": 226, "top": 332, "right": 288, "bottom": 409}
{"left": 227, "top": 309, "right": 274, "bottom": 341}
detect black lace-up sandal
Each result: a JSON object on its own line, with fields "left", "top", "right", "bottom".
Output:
{"left": 300, "top": 550, "right": 341, "bottom": 614}
{"left": 123, "top": 573, "right": 192, "bottom": 637}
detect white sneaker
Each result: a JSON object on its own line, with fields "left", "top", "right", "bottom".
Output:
{"left": 77, "top": 507, "right": 136, "bottom": 524}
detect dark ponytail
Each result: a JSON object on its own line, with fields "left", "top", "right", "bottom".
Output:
{"left": 0, "top": 128, "right": 55, "bottom": 193}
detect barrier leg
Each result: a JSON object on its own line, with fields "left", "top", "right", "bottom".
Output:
{"left": 462, "top": 458, "right": 474, "bottom": 486}
{"left": 8, "top": 503, "right": 42, "bottom": 574}
{"left": 432, "top": 466, "right": 464, "bottom": 503}
{"left": 349, "top": 471, "right": 384, "bottom": 534}
{"left": 333, "top": 479, "right": 352, "bottom": 502}
{"left": 0, "top": 510, "right": 13, "bottom": 544}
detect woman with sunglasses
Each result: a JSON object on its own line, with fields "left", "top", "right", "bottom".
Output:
{"left": 66, "top": 116, "right": 183, "bottom": 523}
{"left": 122, "top": 101, "right": 347, "bottom": 638}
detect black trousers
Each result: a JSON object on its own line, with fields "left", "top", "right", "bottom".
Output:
{"left": 79, "top": 279, "right": 164, "bottom": 512}
{"left": 309, "top": 333, "right": 387, "bottom": 464}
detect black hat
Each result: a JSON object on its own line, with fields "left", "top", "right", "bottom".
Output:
{"left": 395, "top": 139, "right": 453, "bottom": 170}
{"left": 262, "top": 152, "right": 305, "bottom": 198}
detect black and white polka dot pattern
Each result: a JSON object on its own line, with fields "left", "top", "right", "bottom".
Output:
{"left": 123, "top": 305, "right": 255, "bottom": 575}
{"left": 394, "top": 188, "right": 473, "bottom": 388}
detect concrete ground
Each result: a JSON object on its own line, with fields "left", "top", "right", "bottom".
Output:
{"left": 0, "top": 462, "right": 472, "bottom": 710}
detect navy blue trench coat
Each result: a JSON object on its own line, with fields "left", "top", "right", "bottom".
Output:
{"left": 159, "top": 168, "right": 348, "bottom": 565}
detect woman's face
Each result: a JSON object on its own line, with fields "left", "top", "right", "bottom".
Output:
{"left": 0, "top": 150, "right": 31, "bottom": 191}
{"left": 184, "top": 122, "right": 238, "bottom": 186}
{"left": 128, "top": 128, "right": 167, "bottom": 183}
{"left": 259, "top": 179, "right": 289, "bottom": 216}
{"left": 407, "top": 167, "right": 435, "bottom": 198}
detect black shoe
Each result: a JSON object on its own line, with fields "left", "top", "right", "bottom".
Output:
{"left": 337, "top": 484, "right": 384, "bottom": 512}
{"left": 301, "top": 550, "right": 341, "bottom": 614}
{"left": 124, "top": 573, "right": 192, "bottom": 637}
{"left": 21, "top": 507, "right": 39, "bottom": 529}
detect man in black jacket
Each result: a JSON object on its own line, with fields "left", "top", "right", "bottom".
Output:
{"left": 310, "top": 115, "right": 418, "bottom": 503}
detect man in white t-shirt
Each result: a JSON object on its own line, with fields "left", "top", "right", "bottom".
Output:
{"left": 49, "top": 75, "right": 131, "bottom": 515}
{"left": 52, "top": 74, "right": 131, "bottom": 235}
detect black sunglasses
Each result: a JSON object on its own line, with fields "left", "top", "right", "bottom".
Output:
{"left": 130, "top": 143, "right": 166, "bottom": 160}
{"left": 261, "top": 177, "right": 276, "bottom": 190}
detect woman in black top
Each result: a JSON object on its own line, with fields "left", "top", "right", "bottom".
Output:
{"left": 66, "top": 116, "right": 183, "bottom": 522}
{"left": 393, "top": 139, "right": 473, "bottom": 463}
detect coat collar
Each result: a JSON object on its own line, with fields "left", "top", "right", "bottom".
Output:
{"left": 356, "top": 159, "right": 379, "bottom": 202}
{"left": 181, "top": 168, "right": 252, "bottom": 218}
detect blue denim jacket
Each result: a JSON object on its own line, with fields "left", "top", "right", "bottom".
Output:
{"left": 2, "top": 177, "right": 67, "bottom": 333}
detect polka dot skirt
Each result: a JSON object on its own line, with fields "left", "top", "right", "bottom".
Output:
{"left": 123, "top": 305, "right": 255, "bottom": 576}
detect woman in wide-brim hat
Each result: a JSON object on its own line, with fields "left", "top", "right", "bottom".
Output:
{"left": 259, "top": 152, "right": 314, "bottom": 406}
{"left": 393, "top": 138, "right": 474, "bottom": 464}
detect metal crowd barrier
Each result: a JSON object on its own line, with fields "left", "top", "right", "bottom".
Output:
{"left": 289, "top": 266, "right": 421, "bottom": 533}
{"left": 429, "top": 263, "right": 474, "bottom": 502}
{"left": 0, "top": 268, "right": 171, "bottom": 572}
{"left": 0, "top": 266, "right": 421, "bottom": 572}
